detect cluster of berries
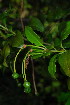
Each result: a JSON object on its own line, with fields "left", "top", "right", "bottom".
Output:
{"left": 12, "top": 72, "right": 31, "bottom": 93}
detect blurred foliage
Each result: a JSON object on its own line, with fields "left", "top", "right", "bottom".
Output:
{"left": 0, "top": 0, "right": 70, "bottom": 105}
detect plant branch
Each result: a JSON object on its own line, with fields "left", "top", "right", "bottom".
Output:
{"left": 31, "top": 58, "right": 38, "bottom": 95}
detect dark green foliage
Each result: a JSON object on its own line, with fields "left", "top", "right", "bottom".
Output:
{"left": 57, "top": 92, "right": 70, "bottom": 104}
{"left": 65, "top": 98, "right": 70, "bottom": 105}
{"left": 0, "top": 0, "right": 70, "bottom": 105}
{"left": 58, "top": 50, "right": 70, "bottom": 77}
{"left": 60, "top": 21, "right": 70, "bottom": 40}
{"left": 9, "top": 31, "right": 24, "bottom": 47}
{"left": 48, "top": 54, "right": 57, "bottom": 78}
{"left": 29, "top": 17, "right": 44, "bottom": 32}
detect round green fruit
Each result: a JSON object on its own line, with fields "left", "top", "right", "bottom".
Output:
{"left": 24, "top": 87, "right": 31, "bottom": 93}
{"left": 23, "top": 81, "right": 31, "bottom": 88}
{"left": 12, "top": 72, "right": 19, "bottom": 79}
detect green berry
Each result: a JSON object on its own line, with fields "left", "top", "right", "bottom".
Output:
{"left": 23, "top": 81, "right": 31, "bottom": 88}
{"left": 12, "top": 72, "right": 19, "bottom": 79}
{"left": 24, "top": 87, "right": 31, "bottom": 93}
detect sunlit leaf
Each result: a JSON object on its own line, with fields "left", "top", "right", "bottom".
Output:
{"left": 25, "top": 26, "right": 44, "bottom": 46}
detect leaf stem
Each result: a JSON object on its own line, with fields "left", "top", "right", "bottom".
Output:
{"left": 26, "top": 45, "right": 46, "bottom": 50}
{"left": 22, "top": 50, "right": 31, "bottom": 81}
{"left": 31, "top": 58, "right": 38, "bottom": 95}
{"left": 14, "top": 43, "right": 66, "bottom": 74}
{"left": 23, "top": 60, "right": 26, "bottom": 80}
{"left": 0, "top": 24, "right": 16, "bottom": 35}
{"left": 22, "top": 61, "right": 24, "bottom": 78}
{"left": 50, "top": 49, "right": 66, "bottom": 53}
{"left": 14, "top": 46, "right": 24, "bottom": 73}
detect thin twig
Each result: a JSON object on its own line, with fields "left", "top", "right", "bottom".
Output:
{"left": 31, "top": 58, "right": 38, "bottom": 95}
{"left": 20, "top": 0, "right": 24, "bottom": 31}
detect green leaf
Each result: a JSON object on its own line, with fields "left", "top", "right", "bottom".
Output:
{"left": 48, "top": 54, "right": 57, "bottom": 78}
{"left": 2, "top": 45, "right": 10, "bottom": 67}
{"left": 10, "top": 31, "right": 24, "bottom": 47}
{"left": 61, "top": 21, "right": 70, "bottom": 40}
{"left": 43, "top": 52, "right": 51, "bottom": 57}
{"left": 0, "top": 31, "right": 7, "bottom": 39}
{"left": 54, "top": 8, "right": 66, "bottom": 20}
{"left": 30, "top": 50, "right": 43, "bottom": 59}
{"left": 57, "top": 92, "right": 70, "bottom": 102}
{"left": 65, "top": 98, "right": 70, "bottom": 105}
{"left": 30, "top": 47, "right": 51, "bottom": 59}
{"left": 54, "top": 38, "right": 62, "bottom": 48}
{"left": 2, "top": 45, "right": 10, "bottom": 59}
{"left": 3, "top": 59, "right": 8, "bottom": 67}
{"left": 31, "top": 47, "right": 44, "bottom": 53}
{"left": 31, "top": 54, "right": 43, "bottom": 59}
{"left": 67, "top": 78, "right": 70, "bottom": 90}
{"left": 25, "top": 26, "right": 44, "bottom": 46}
{"left": 50, "top": 22, "right": 59, "bottom": 38}
{"left": 29, "top": 17, "right": 44, "bottom": 32}
{"left": 63, "top": 40, "right": 70, "bottom": 48}
{"left": 58, "top": 50, "right": 70, "bottom": 77}
{"left": 6, "top": 33, "right": 14, "bottom": 38}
